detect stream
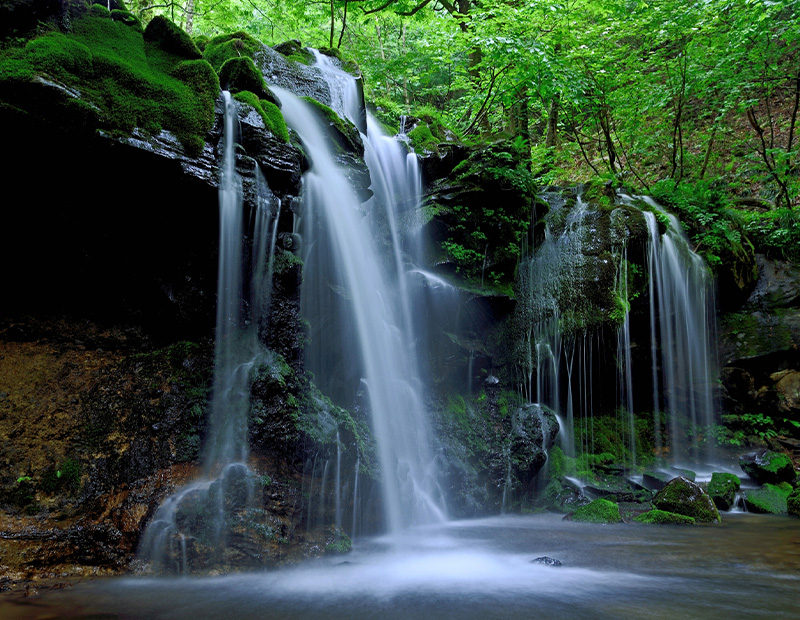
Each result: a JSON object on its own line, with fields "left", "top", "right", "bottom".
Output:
{"left": 3, "top": 512, "right": 799, "bottom": 619}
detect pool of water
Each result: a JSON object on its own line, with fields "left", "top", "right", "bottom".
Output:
{"left": 3, "top": 513, "right": 799, "bottom": 619}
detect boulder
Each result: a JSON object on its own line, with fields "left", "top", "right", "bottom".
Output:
{"left": 531, "top": 556, "right": 562, "bottom": 566}
{"left": 642, "top": 471, "right": 672, "bottom": 491}
{"left": 652, "top": 477, "right": 720, "bottom": 523}
{"left": 788, "top": 488, "right": 800, "bottom": 517}
{"left": 739, "top": 450, "right": 796, "bottom": 485}
{"left": 571, "top": 498, "right": 623, "bottom": 524}
{"left": 634, "top": 509, "right": 695, "bottom": 525}
{"left": 742, "top": 483, "right": 790, "bottom": 514}
{"left": 707, "top": 472, "right": 741, "bottom": 511}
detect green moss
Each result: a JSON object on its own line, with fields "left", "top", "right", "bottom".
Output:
{"left": 219, "top": 56, "right": 268, "bottom": 98}
{"left": 300, "top": 96, "right": 362, "bottom": 154}
{"left": 273, "top": 39, "right": 313, "bottom": 65}
{"left": 325, "top": 530, "right": 352, "bottom": 554}
{"left": 408, "top": 123, "right": 438, "bottom": 152}
{"left": 743, "top": 483, "right": 789, "bottom": 514}
{"left": 89, "top": 3, "right": 111, "bottom": 18}
{"left": 26, "top": 33, "right": 93, "bottom": 79}
{"left": 788, "top": 488, "right": 800, "bottom": 517}
{"left": 653, "top": 477, "right": 721, "bottom": 522}
{"left": 707, "top": 472, "right": 741, "bottom": 511}
{"left": 143, "top": 15, "right": 201, "bottom": 60}
{"left": 110, "top": 9, "right": 143, "bottom": 32}
{"left": 204, "top": 31, "right": 263, "bottom": 73}
{"left": 233, "top": 90, "right": 288, "bottom": 142}
{"left": 634, "top": 509, "right": 695, "bottom": 525}
{"left": 572, "top": 498, "right": 623, "bottom": 524}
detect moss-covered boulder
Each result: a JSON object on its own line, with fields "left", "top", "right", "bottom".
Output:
{"left": 653, "top": 476, "right": 721, "bottom": 523}
{"left": 571, "top": 498, "right": 623, "bottom": 524}
{"left": 143, "top": 15, "right": 202, "bottom": 60}
{"left": 707, "top": 472, "right": 741, "bottom": 511}
{"left": 788, "top": 488, "right": 800, "bottom": 517}
{"left": 233, "top": 90, "right": 288, "bottom": 142}
{"left": 218, "top": 56, "right": 278, "bottom": 106}
{"left": 739, "top": 450, "right": 796, "bottom": 485}
{"left": 743, "top": 483, "right": 790, "bottom": 514}
{"left": 273, "top": 39, "right": 314, "bottom": 65}
{"left": 204, "top": 31, "right": 264, "bottom": 72}
{"left": 634, "top": 509, "right": 695, "bottom": 525}
{"left": 300, "top": 95, "right": 363, "bottom": 156}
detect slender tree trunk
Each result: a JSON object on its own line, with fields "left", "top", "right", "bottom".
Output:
{"left": 402, "top": 20, "right": 409, "bottom": 105}
{"left": 337, "top": 0, "right": 348, "bottom": 48}
{"left": 184, "top": 0, "right": 194, "bottom": 35}
{"left": 329, "top": 0, "right": 335, "bottom": 49}
{"left": 374, "top": 18, "right": 390, "bottom": 97}
{"left": 699, "top": 124, "right": 717, "bottom": 180}
{"left": 546, "top": 94, "right": 559, "bottom": 148}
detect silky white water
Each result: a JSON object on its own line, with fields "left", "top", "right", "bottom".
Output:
{"left": 272, "top": 69, "right": 445, "bottom": 536}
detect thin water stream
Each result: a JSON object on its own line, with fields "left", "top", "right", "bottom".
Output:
{"left": 3, "top": 513, "right": 798, "bottom": 619}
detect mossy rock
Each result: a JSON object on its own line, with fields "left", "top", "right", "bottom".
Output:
{"left": 171, "top": 59, "right": 220, "bottom": 97}
{"left": 707, "top": 472, "right": 741, "bottom": 511}
{"left": 740, "top": 450, "right": 796, "bottom": 485}
{"left": 110, "top": 9, "right": 142, "bottom": 32}
{"left": 273, "top": 39, "right": 314, "bottom": 65}
{"left": 217, "top": 56, "right": 277, "bottom": 106}
{"left": 300, "top": 96, "right": 363, "bottom": 156}
{"left": 653, "top": 476, "right": 720, "bottom": 523}
{"left": 204, "top": 31, "right": 264, "bottom": 73}
{"left": 89, "top": 3, "right": 111, "bottom": 18}
{"left": 572, "top": 498, "right": 623, "bottom": 524}
{"left": 634, "top": 509, "right": 695, "bottom": 525}
{"left": 233, "top": 90, "right": 289, "bottom": 143}
{"left": 642, "top": 470, "right": 672, "bottom": 491}
{"left": 788, "top": 488, "right": 800, "bottom": 517}
{"left": 143, "top": 15, "right": 202, "bottom": 60}
{"left": 743, "top": 483, "right": 790, "bottom": 514}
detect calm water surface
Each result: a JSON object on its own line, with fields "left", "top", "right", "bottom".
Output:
{"left": 3, "top": 513, "right": 799, "bottom": 619}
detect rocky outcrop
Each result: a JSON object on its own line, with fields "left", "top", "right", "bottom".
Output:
{"left": 739, "top": 450, "right": 796, "bottom": 485}
{"left": 719, "top": 255, "right": 800, "bottom": 425}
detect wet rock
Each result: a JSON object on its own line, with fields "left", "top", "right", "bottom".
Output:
{"left": 742, "top": 483, "right": 791, "bottom": 514}
{"left": 642, "top": 471, "right": 672, "bottom": 491}
{"left": 788, "top": 488, "right": 800, "bottom": 517}
{"left": 739, "top": 450, "right": 796, "bottom": 485}
{"left": 531, "top": 556, "right": 562, "bottom": 566}
{"left": 570, "top": 498, "right": 623, "bottom": 524}
{"left": 707, "top": 473, "right": 741, "bottom": 511}
{"left": 634, "top": 509, "right": 695, "bottom": 525}
{"left": 652, "top": 477, "right": 720, "bottom": 523}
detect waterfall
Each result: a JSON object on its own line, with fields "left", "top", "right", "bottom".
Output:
{"left": 138, "top": 92, "right": 279, "bottom": 571}
{"left": 517, "top": 189, "right": 719, "bottom": 472}
{"left": 638, "top": 199, "right": 718, "bottom": 465}
{"left": 270, "top": 55, "right": 446, "bottom": 535}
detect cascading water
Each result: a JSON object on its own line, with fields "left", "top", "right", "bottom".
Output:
{"left": 636, "top": 197, "right": 718, "bottom": 466}
{"left": 517, "top": 188, "right": 719, "bottom": 473}
{"left": 139, "top": 92, "right": 279, "bottom": 571}
{"left": 271, "top": 58, "right": 446, "bottom": 535}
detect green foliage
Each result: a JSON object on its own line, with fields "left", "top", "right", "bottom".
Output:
{"left": 325, "top": 529, "right": 352, "bottom": 554}
{"left": 634, "top": 509, "right": 695, "bottom": 525}
{"left": 650, "top": 179, "right": 747, "bottom": 269}
{"left": 234, "top": 90, "right": 289, "bottom": 142}
{"left": 572, "top": 498, "right": 622, "bottom": 524}
{"left": 714, "top": 413, "right": 784, "bottom": 447}
{"left": 739, "top": 208, "right": 800, "bottom": 262}
{"left": 203, "top": 31, "right": 263, "bottom": 73}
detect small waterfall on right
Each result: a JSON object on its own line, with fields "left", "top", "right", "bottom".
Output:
{"left": 636, "top": 197, "right": 718, "bottom": 466}
{"left": 516, "top": 189, "right": 719, "bottom": 473}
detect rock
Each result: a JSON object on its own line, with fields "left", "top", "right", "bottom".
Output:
{"left": 788, "top": 489, "right": 800, "bottom": 517}
{"left": 531, "top": 556, "right": 562, "bottom": 566}
{"left": 642, "top": 471, "right": 672, "bottom": 491}
{"left": 774, "top": 371, "right": 800, "bottom": 414}
{"left": 739, "top": 450, "right": 796, "bottom": 485}
{"left": 652, "top": 477, "right": 720, "bottom": 523}
{"left": 742, "top": 483, "right": 790, "bottom": 514}
{"left": 669, "top": 467, "right": 696, "bottom": 481}
{"left": 707, "top": 472, "right": 741, "bottom": 511}
{"left": 571, "top": 498, "right": 623, "bottom": 524}
{"left": 634, "top": 509, "right": 695, "bottom": 525}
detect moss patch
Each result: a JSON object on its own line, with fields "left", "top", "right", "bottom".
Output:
{"left": 743, "top": 483, "right": 790, "bottom": 514}
{"left": 300, "top": 96, "right": 362, "bottom": 155}
{"left": 0, "top": 14, "right": 219, "bottom": 156}
{"left": 143, "top": 15, "right": 201, "bottom": 60}
{"left": 218, "top": 56, "right": 273, "bottom": 102}
{"left": 233, "top": 90, "right": 288, "bottom": 143}
{"left": 204, "top": 31, "right": 264, "bottom": 73}
{"left": 634, "top": 509, "right": 695, "bottom": 525}
{"left": 653, "top": 476, "right": 721, "bottom": 523}
{"left": 572, "top": 498, "right": 623, "bottom": 524}
{"left": 707, "top": 472, "right": 741, "bottom": 511}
